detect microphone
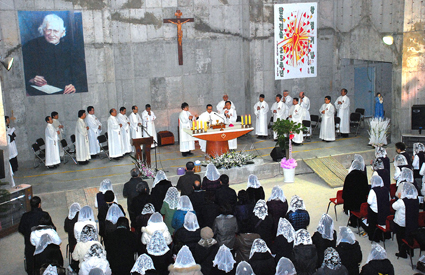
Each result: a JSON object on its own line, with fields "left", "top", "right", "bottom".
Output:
{"left": 213, "top": 112, "right": 226, "bottom": 121}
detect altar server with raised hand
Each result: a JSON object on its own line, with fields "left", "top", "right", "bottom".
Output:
{"left": 129, "top": 105, "right": 143, "bottom": 139}
{"left": 117, "top": 107, "right": 132, "bottom": 154}
{"left": 224, "top": 101, "right": 238, "bottom": 150}
{"left": 108, "top": 109, "right": 124, "bottom": 159}
{"left": 335, "top": 88, "right": 350, "bottom": 137}
{"left": 179, "top": 102, "right": 196, "bottom": 157}
{"left": 142, "top": 104, "right": 157, "bottom": 148}
{"left": 75, "top": 110, "right": 91, "bottom": 163}
{"left": 45, "top": 116, "right": 61, "bottom": 168}
{"left": 216, "top": 94, "right": 235, "bottom": 115}
{"left": 271, "top": 94, "right": 287, "bottom": 140}
{"left": 319, "top": 96, "right": 336, "bottom": 142}
{"left": 254, "top": 94, "right": 269, "bottom": 139}
{"left": 288, "top": 98, "right": 304, "bottom": 145}
{"left": 282, "top": 90, "right": 293, "bottom": 115}
{"left": 85, "top": 106, "right": 102, "bottom": 157}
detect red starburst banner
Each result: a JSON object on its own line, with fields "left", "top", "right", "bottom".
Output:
{"left": 274, "top": 3, "right": 317, "bottom": 80}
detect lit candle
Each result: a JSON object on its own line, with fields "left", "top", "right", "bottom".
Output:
{"left": 241, "top": 115, "right": 244, "bottom": 125}
{"left": 249, "top": 114, "right": 251, "bottom": 125}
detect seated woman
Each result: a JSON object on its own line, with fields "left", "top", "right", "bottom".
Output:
{"left": 336, "top": 227, "right": 362, "bottom": 275}
{"left": 315, "top": 247, "right": 348, "bottom": 275}
{"left": 272, "top": 218, "right": 295, "bottom": 263}
{"left": 33, "top": 234, "right": 64, "bottom": 275}
{"left": 72, "top": 224, "right": 100, "bottom": 268}
{"left": 150, "top": 171, "right": 172, "bottom": 211}
{"left": 246, "top": 174, "right": 265, "bottom": 203}
{"left": 275, "top": 257, "right": 296, "bottom": 275}
{"left": 135, "top": 203, "right": 155, "bottom": 241}
{"left": 78, "top": 243, "right": 112, "bottom": 275}
{"left": 267, "top": 186, "right": 289, "bottom": 235}
{"left": 211, "top": 244, "right": 236, "bottom": 275}
{"left": 146, "top": 231, "right": 173, "bottom": 275}
{"left": 312, "top": 213, "right": 337, "bottom": 268}
{"left": 248, "top": 238, "right": 276, "bottom": 275}
{"left": 202, "top": 163, "right": 221, "bottom": 191}
{"left": 194, "top": 227, "right": 219, "bottom": 275}
{"left": 213, "top": 203, "right": 238, "bottom": 249}
{"left": 235, "top": 261, "right": 255, "bottom": 275}
{"left": 234, "top": 190, "right": 254, "bottom": 233}
{"left": 95, "top": 179, "right": 117, "bottom": 209}
{"left": 130, "top": 254, "right": 157, "bottom": 275}
{"left": 74, "top": 206, "right": 97, "bottom": 243}
{"left": 171, "top": 195, "right": 195, "bottom": 231}
{"left": 173, "top": 211, "right": 201, "bottom": 254}
{"left": 104, "top": 204, "right": 125, "bottom": 237}
{"left": 367, "top": 175, "right": 390, "bottom": 242}
{"left": 291, "top": 229, "right": 318, "bottom": 275}
{"left": 141, "top": 212, "right": 172, "bottom": 246}
{"left": 160, "top": 187, "right": 180, "bottom": 234}
{"left": 360, "top": 244, "right": 394, "bottom": 275}
{"left": 286, "top": 195, "right": 310, "bottom": 231}
{"left": 372, "top": 158, "right": 390, "bottom": 192}
{"left": 250, "top": 199, "right": 274, "bottom": 246}
{"left": 392, "top": 182, "right": 419, "bottom": 259}
{"left": 168, "top": 246, "right": 202, "bottom": 275}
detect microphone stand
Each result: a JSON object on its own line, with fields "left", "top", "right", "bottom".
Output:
{"left": 141, "top": 124, "right": 159, "bottom": 172}
{"left": 213, "top": 112, "right": 226, "bottom": 123}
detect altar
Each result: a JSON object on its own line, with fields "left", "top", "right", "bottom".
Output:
{"left": 183, "top": 122, "right": 254, "bottom": 156}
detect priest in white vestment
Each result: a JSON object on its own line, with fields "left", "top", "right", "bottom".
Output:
{"left": 299, "top": 92, "right": 311, "bottom": 136}
{"left": 253, "top": 94, "right": 269, "bottom": 138}
{"left": 129, "top": 105, "right": 143, "bottom": 139}
{"left": 198, "top": 104, "right": 224, "bottom": 152}
{"left": 319, "top": 96, "right": 336, "bottom": 142}
{"left": 334, "top": 88, "right": 351, "bottom": 137}
{"left": 75, "top": 110, "right": 91, "bottom": 163}
{"left": 85, "top": 106, "right": 102, "bottom": 156}
{"left": 51, "top": 112, "right": 64, "bottom": 157}
{"left": 117, "top": 107, "right": 132, "bottom": 154}
{"left": 45, "top": 116, "right": 61, "bottom": 167}
{"left": 288, "top": 98, "right": 304, "bottom": 145}
{"left": 224, "top": 101, "right": 237, "bottom": 150}
{"left": 179, "top": 102, "right": 196, "bottom": 156}
{"left": 107, "top": 109, "right": 124, "bottom": 158}
{"left": 216, "top": 94, "right": 236, "bottom": 115}
{"left": 141, "top": 104, "right": 158, "bottom": 148}
{"left": 6, "top": 116, "right": 18, "bottom": 172}
{"left": 283, "top": 90, "right": 293, "bottom": 117}
{"left": 270, "top": 94, "right": 287, "bottom": 140}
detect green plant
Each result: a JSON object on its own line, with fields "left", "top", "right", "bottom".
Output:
{"left": 272, "top": 118, "right": 307, "bottom": 149}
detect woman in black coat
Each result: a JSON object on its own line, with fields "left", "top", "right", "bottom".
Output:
{"left": 360, "top": 244, "right": 394, "bottom": 275}
{"left": 173, "top": 212, "right": 201, "bottom": 255}
{"left": 150, "top": 171, "right": 172, "bottom": 211}
{"left": 234, "top": 190, "right": 254, "bottom": 233}
{"left": 64, "top": 202, "right": 80, "bottom": 271}
{"left": 250, "top": 199, "right": 274, "bottom": 246}
{"left": 291, "top": 229, "right": 318, "bottom": 275}
{"left": 246, "top": 174, "right": 265, "bottom": 203}
{"left": 194, "top": 227, "right": 220, "bottom": 275}
{"left": 33, "top": 234, "right": 64, "bottom": 275}
{"left": 312, "top": 214, "right": 337, "bottom": 268}
{"left": 272, "top": 218, "right": 295, "bottom": 263}
{"left": 336, "top": 227, "right": 362, "bottom": 275}
{"left": 248, "top": 238, "right": 276, "bottom": 275}
{"left": 267, "top": 186, "right": 289, "bottom": 235}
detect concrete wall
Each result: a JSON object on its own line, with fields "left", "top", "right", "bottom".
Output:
{"left": 0, "top": 0, "right": 407, "bottom": 165}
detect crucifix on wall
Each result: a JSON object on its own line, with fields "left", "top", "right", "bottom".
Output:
{"left": 163, "top": 10, "right": 194, "bottom": 65}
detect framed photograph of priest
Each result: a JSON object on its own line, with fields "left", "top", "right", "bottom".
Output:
{"left": 18, "top": 11, "right": 88, "bottom": 96}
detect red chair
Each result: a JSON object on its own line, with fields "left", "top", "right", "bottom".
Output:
{"left": 372, "top": 215, "right": 394, "bottom": 249}
{"left": 326, "top": 190, "right": 344, "bottom": 221}
{"left": 390, "top": 184, "right": 397, "bottom": 198}
{"left": 401, "top": 238, "right": 423, "bottom": 269}
{"left": 348, "top": 202, "right": 369, "bottom": 235}
{"left": 419, "top": 212, "right": 425, "bottom": 228}
{"left": 389, "top": 199, "right": 396, "bottom": 215}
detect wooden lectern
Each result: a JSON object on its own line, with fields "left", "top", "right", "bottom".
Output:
{"left": 133, "top": 137, "right": 154, "bottom": 167}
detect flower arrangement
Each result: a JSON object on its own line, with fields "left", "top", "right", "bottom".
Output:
{"left": 368, "top": 118, "right": 390, "bottom": 147}
{"left": 281, "top": 157, "right": 298, "bottom": 169}
{"left": 130, "top": 155, "right": 156, "bottom": 179}
{"left": 204, "top": 150, "right": 257, "bottom": 169}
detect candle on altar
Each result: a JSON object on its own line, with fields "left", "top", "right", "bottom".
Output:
{"left": 241, "top": 115, "right": 244, "bottom": 125}
{"left": 192, "top": 120, "right": 195, "bottom": 129}
{"left": 245, "top": 115, "right": 248, "bottom": 125}
{"left": 249, "top": 114, "right": 251, "bottom": 124}
{"left": 198, "top": 120, "right": 200, "bottom": 129}
{"left": 204, "top": 121, "right": 207, "bottom": 130}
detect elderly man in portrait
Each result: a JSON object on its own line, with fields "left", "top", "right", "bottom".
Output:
{"left": 22, "top": 13, "right": 88, "bottom": 95}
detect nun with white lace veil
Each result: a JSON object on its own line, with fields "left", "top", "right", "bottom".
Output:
{"left": 172, "top": 195, "right": 195, "bottom": 231}
{"left": 353, "top": 154, "right": 366, "bottom": 176}
{"left": 267, "top": 186, "right": 289, "bottom": 232}
{"left": 150, "top": 170, "right": 172, "bottom": 211}
{"left": 247, "top": 238, "right": 276, "bottom": 275}
{"left": 79, "top": 243, "right": 112, "bottom": 275}
{"left": 146, "top": 230, "right": 173, "bottom": 275}
{"left": 33, "top": 234, "right": 64, "bottom": 274}
{"left": 372, "top": 158, "right": 390, "bottom": 191}
{"left": 251, "top": 199, "right": 275, "bottom": 245}
{"left": 395, "top": 167, "right": 415, "bottom": 198}
{"left": 95, "top": 179, "right": 117, "bottom": 209}
{"left": 286, "top": 195, "right": 310, "bottom": 231}
{"left": 315, "top": 247, "right": 348, "bottom": 275}
{"left": 30, "top": 213, "right": 62, "bottom": 251}
{"left": 134, "top": 203, "right": 156, "bottom": 241}
{"left": 271, "top": 218, "right": 295, "bottom": 261}
{"left": 235, "top": 261, "right": 255, "bottom": 275}
{"left": 312, "top": 214, "right": 336, "bottom": 268}
{"left": 72, "top": 224, "right": 102, "bottom": 268}
{"left": 64, "top": 202, "right": 81, "bottom": 256}
{"left": 393, "top": 154, "right": 410, "bottom": 182}
{"left": 160, "top": 187, "right": 180, "bottom": 234}
{"left": 142, "top": 212, "right": 172, "bottom": 245}
{"left": 173, "top": 211, "right": 201, "bottom": 255}
{"left": 168, "top": 245, "right": 202, "bottom": 275}
{"left": 40, "top": 264, "right": 66, "bottom": 275}
{"left": 335, "top": 226, "right": 362, "bottom": 275}
{"left": 292, "top": 229, "right": 318, "bottom": 275}
{"left": 367, "top": 175, "right": 390, "bottom": 242}
{"left": 74, "top": 206, "right": 97, "bottom": 243}
{"left": 211, "top": 244, "right": 236, "bottom": 275}
{"left": 246, "top": 174, "right": 265, "bottom": 203}
{"left": 130, "top": 254, "right": 157, "bottom": 275}
{"left": 360, "top": 244, "right": 394, "bottom": 275}
{"left": 275, "top": 257, "right": 296, "bottom": 275}
{"left": 375, "top": 146, "right": 390, "bottom": 171}
{"left": 202, "top": 163, "right": 221, "bottom": 191}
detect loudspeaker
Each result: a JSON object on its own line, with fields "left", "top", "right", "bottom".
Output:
{"left": 270, "top": 147, "right": 285, "bottom": 162}
{"left": 157, "top": 131, "right": 175, "bottom": 146}
{"left": 412, "top": 105, "right": 425, "bottom": 130}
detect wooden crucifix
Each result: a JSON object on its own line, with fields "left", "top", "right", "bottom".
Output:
{"left": 163, "top": 10, "right": 194, "bottom": 65}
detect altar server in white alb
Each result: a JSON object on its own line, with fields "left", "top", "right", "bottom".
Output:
{"left": 288, "top": 98, "right": 304, "bottom": 145}
{"left": 216, "top": 94, "right": 235, "bottom": 115}
{"left": 254, "top": 94, "right": 269, "bottom": 138}
{"left": 299, "top": 91, "right": 311, "bottom": 136}
{"left": 198, "top": 104, "right": 223, "bottom": 152}
{"left": 179, "top": 102, "right": 196, "bottom": 156}
{"left": 270, "top": 94, "right": 287, "bottom": 140}
{"left": 6, "top": 116, "right": 18, "bottom": 172}
{"left": 85, "top": 106, "right": 102, "bottom": 156}
{"left": 319, "top": 96, "right": 336, "bottom": 142}
{"left": 335, "top": 88, "right": 350, "bottom": 137}
{"left": 51, "top": 111, "right": 65, "bottom": 157}
{"left": 224, "top": 101, "right": 238, "bottom": 150}
{"left": 282, "top": 90, "right": 293, "bottom": 116}
{"left": 108, "top": 109, "right": 124, "bottom": 159}
{"left": 142, "top": 104, "right": 157, "bottom": 148}
{"left": 117, "top": 107, "right": 132, "bottom": 154}
{"left": 45, "top": 116, "right": 61, "bottom": 168}
{"left": 129, "top": 105, "right": 143, "bottom": 139}
{"left": 75, "top": 110, "right": 91, "bottom": 163}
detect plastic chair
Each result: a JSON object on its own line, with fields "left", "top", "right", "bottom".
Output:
{"left": 335, "top": 117, "right": 341, "bottom": 137}
{"left": 350, "top": 112, "right": 361, "bottom": 136}
{"left": 326, "top": 190, "right": 344, "bottom": 221}
{"left": 355, "top": 108, "right": 365, "bottom": 128}
{"left": 97, "top": 134, "right": 110, "bottom": 160}
{"left": 60, "top": 139, "right": 77, "bottom": 165}
{"left": 310, "top": 115, "right": 320, "bottom": 134}
{"left": 401, "top": 238, "right": 423, "bottom": 269}
{"left": 31, "top": 143, "right": 45, "bottom": 168}
{"left": 348, "top": 202, "right": 368, "bottom": 235}
{"left": 70, "top": 134, "right": 76, "bottom": 153}
{"left": 419, "top": 211, "right": 425, "bottom": 228}
{"left": 36, "top": 138, "right": 46, "bottom": 154}
{"left": 372, "top": 215, "right": 394, "bottom": 249}
{"left": 302, "top": 120, "right": 311, "bottom": 142}
{"left": 390, "top": 184, "right": 397, "bottom": 198}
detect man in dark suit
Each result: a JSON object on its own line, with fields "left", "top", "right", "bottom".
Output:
{"left": 176, "top": 161, "right": 201, "bottom": 196}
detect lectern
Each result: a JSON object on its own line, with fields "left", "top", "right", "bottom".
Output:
{"left": 133, "top": 137, "right": 154, "bottom": 167}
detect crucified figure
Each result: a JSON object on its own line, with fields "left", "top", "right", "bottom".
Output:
{"left": 168, "top": 19, "right": 191, "bottom": 46}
